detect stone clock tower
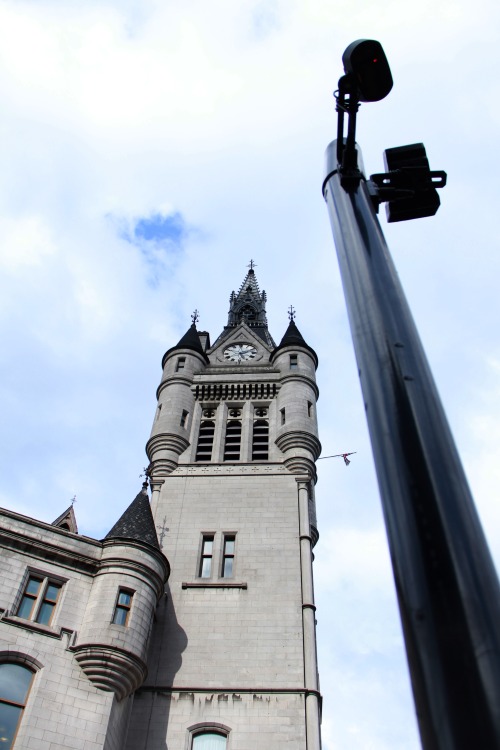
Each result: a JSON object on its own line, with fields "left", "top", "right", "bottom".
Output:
{"left": 125, "top": 266, "right": 322, "bottom": 750}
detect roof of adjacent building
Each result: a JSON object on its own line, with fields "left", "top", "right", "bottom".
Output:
{"left": 104, "top": 483, "right": 160, "bottom": 549}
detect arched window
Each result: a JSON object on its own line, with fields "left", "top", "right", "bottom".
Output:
{"left": 192, "top": 731, "right": 227, "bottom": 749}
{"left": 0, "top": 663, "right": 34, "bottom": 749}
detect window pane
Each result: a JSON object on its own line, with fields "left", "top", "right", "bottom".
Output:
{"left": 25, "top": 578, "right": 41, "bottom": 596}
{"left": 45, "top": 584, "right": 60, "bottom": 602}
{"left": 0, "top": 702, "right": 22, "bottom": 750}
{"left": 201, "top": 558, "right": 212, "bottom": 578}
{"left": 113, "top": 607, "right": 128, "bottom": 626}
{"left": 0, "top": 664, "right": 33, "bottom": 704}
{"left": 224, "top": 540, "right": 234, "bottom": 555}
{"left": 36, "top": 601, "right": 55, "bottom": 625}
{"left": 223, "top": 557, "right": 233, "bottom": 578}
{"left": 193, "top": 733, "right": 227, "bottom": 750}
{"left": 17, "top": 597, "right": 34, "bottom": 620}
{"left": 202, "top": 540, "right": 213, "bottom": 554}
{"left": 118, "top": 592, "right": 131, "bottom": 606}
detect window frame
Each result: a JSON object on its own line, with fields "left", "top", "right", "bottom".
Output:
{"left": 0, "top": 662, "right": 35, "bottom": 750}
{"left": 176, "top": 357, "right": 186, "bottom": 372}
{"left": 289, "top": 354, "right": 298, "bottom": 369}
{"left": 220, "top": 534, "right": 236, "bottom": 579}
{"left": 112, "top": 588, "right": 134, "bottom": 626}
{"left": 188, "top": 723, "right": 230, "bottom": 750}
{"left": 16, "top": 572, "right": 64, "bottom": 628}
{"left": 198, "top": 534, "right": 215, "bottom": 579}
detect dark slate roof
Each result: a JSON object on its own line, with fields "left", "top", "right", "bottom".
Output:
{"left": 162, "top": 323, "right": 210, "bottom": 367}
{"left": 272, "top": 320, "right": 318, "bottom": 367}
{"left": 105, "top": 484, "right": 160, "bottom": 549}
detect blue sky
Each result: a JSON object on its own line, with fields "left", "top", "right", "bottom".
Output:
{"left": 0, "top": 1, "right": 499, "bottom": 748}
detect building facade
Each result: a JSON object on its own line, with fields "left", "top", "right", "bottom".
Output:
{"left": 0, "top": 266, "right": 322, "bottom": 749}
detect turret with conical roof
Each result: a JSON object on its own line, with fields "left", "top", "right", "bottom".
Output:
{"left": 73, "top": 484, "right": 169, "bottom": 701}
{"left": 105, "top": 481, "right": 160, "bottom": 548}
{"left": 148, "top": 317, "right": 210, "bottom": 479}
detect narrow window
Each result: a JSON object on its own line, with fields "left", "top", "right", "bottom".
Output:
{"left": 199, "top": 535, "right": 214, "bottom": 578}
{"left": 155, "top": 403, "right": 162, "bottom": 421}
{"left": 112, "top": 589, "right": 133, "bottom": 626}
{"left": 308, "top": 401, "right": 313, "bottom": 417}
{"left": 196, "top": 420, "right": 215, "bottom": 461}
{"left": 224, "top": 420, "right": 241, "bottom": 461}
{"left": 17, "top": 575, "right": 62, "bottom": 626}
{"left": 180, "top": 409, "right": 189, "bottom": 428}
{"left": 289, "top": 354, "right": 298, "bottom": 369}
{"left": 221, "top": 535, "right": 236, "bottom": 578}
{"left": 176, "top": 357, "right": 186, "bottom": 372}
{"left": 192, "top": 731, "right": 227, "bottom": 749}
{"left": 280, "top": 408, "right": 286, "bottom": 425}
{"left": 252, "top": 420, "right": 269, "bottom": 460}
{"left": 0, "top": 663, "right": 34, "bottom": 750}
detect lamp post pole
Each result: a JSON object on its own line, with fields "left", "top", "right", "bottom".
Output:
{"left": 322, "top": 137, "right": 500, "bottom": 749}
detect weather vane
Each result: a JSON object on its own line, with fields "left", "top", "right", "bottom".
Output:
{"left": 288, "top": 305, "right": 296, "bottom": 321}
{"left": 191, "top": 309, "right": 200, "bottom": 325}
{"left": 70, "top": 495, "right": 76, "bottom": 506}
{"left": 248, "top": 260, "right": 257, "bottom": 270}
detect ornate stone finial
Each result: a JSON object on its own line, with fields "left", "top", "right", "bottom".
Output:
{"left": 288, "top": 305, "right": 296, "bottom": 321}
{"left": 191, "top": 309, "right": 200, "bottom": 325}
{"left": 248, "top": 260, "right": 257, "bottom": 271}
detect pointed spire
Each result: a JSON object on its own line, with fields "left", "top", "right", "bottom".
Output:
{"left": 104, "top": 483, "right": 160, "bottom": 549}
{"left": 272, "top": 316, "right": 318, "bottom": 368}
{"left": 212, "top": 263, "right": 276, "bottom": 348}
{"left": 175, "top": 323, "right": 205, "bottom": 354}
{"left": 162, "top": 318, "right": 210, "bottom": 366}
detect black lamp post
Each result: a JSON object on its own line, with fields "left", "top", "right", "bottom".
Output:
{"left": 323, "top": 39, "right": 500, "bottom": 750}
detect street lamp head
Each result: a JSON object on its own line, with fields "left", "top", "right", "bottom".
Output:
{"left": 342, "top": 39, "right": 393, "bottom": 102}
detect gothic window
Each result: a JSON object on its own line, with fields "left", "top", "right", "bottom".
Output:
{"left": 221, "top": 535, "right": 236, "bottom": 578}
{"left": 0, "top": 663, "right": 34, "bottom": 750}
{"left": 289, "top": 354, "right": 298, "bottom": 369}
{"left": 196, "top": 420, "right": 215, "bottom": 461}
{"left": 224, "top": 420, "right": 241, "bottom": 461}
{"left": 199, "top": 535, "right": 214, "bottom": 578}
{"left": 112, "top": 589, "right": 133, "bottom": 626}
{"left": 252, "top": 419, "right": 269, "bottom": 461}
{"left": 237, "top": 303, "right": 256, "bottom": 322}
{"left": 17, "top": 574, "right": 62, "bottom": 626}
{"left": 192, "top": 731, "right": 227, "bottom": 749}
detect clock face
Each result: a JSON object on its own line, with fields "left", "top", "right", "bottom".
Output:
{"left": 223, "top": 343, "right": 257, "bottom": 363}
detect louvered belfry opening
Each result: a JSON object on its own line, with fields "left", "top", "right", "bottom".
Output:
{"left": 224, "top": 409, "right": 242, "bottom": 460}
{"left": 252, "top": 419, "right": 269, "bottom": 460}
{"left": 196, "top": 420, "right": 215, "bottom": 461}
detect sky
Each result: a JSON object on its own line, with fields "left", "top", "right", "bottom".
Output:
{"left": 0, "top": 1, "right": 499, "bottom": 748}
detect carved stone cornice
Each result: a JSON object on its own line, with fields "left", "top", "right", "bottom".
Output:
{"left": 275, "top": 431, "right": 322, "bottom": 460}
